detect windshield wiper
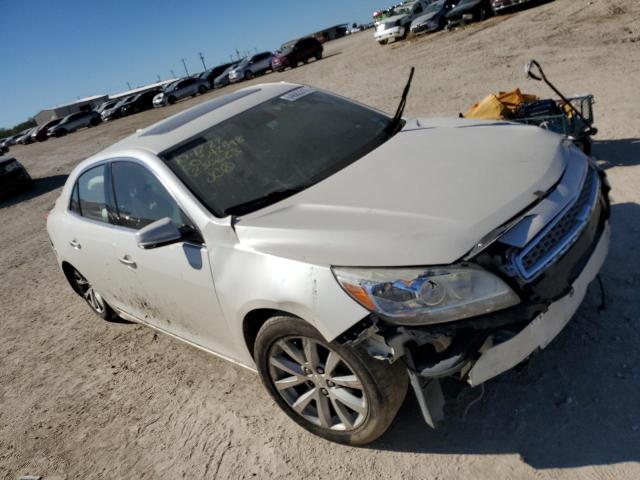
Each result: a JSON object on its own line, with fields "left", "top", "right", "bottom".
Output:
{"left": 225, "top": 185, "right": 309, "bottom": 217}
{"left": 385, "top": 66, "right": 415, "bottom": 136}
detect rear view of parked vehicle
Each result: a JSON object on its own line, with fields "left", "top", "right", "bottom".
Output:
{"left": 48, "top": 79, "right": 610, "bottom": 445}
{"left": 120, "top": 89, "right": 161, "bottom": 116}
{"left": 48, "top": 111, "right": 101, "bottom": 137}
{"left": 410, "top": 0, "right": 459, "bottom": 35}
{"left": 16, "top": 127, "right": 37, "bottom": 145}
{"left": 272, "top": 37, "right": 323, "bottom": 71}
{"left": 31, "top": 118, "right": 62, "bottom": 142}
{"left": 152, "top": 77, "right": 209, "bottom": 107}
{"left": 228, "top": 52, "right": 274, "bottom": 82}
{"left": 0, "top": 156, "right": 32, "bottom": 198}
{"left": 213, "top": 63, "right": 239, "bottom": 89}
{"left": 101, "top": 97, "right": 132, "bottom": 121}
{"left": 445, "top": 0, "right": 492, "bottom": 28}
{"left": 200, "top": 63, "right": 235, "bottom": 88}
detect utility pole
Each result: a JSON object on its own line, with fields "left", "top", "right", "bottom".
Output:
{"left": 170, "top": 69, "right": 177, "bottom": 79}
{"left": 198, "top": 52, "right": 207, "bottom": 70}
{"left": 181, "top": 58, "right": 190, "bottom": 76}
{"left": 126, "top": 81, "right": 132, "bottom": 90}
{"left": 157, "top": 74, "right": 161, "bottom": 82}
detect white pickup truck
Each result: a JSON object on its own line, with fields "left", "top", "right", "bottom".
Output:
{"left": 374, "top": 0, "right": 433, "bottom": 45}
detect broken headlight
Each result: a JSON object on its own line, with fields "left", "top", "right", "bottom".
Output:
{"left": 332, "top": 264, "right": 520, "bottom": 325}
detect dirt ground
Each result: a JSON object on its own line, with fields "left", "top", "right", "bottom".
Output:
{"left": 2, "top": 0, "right": 639, "bottom": 478}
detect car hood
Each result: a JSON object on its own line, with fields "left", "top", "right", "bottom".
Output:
{"left": 381, "top": 14, "right": 409, "bottom": 25}
{"left": 447, "top": 0, "right": 482, "bottom": 17}
{"left": 234, "top": 118, "right": 567, "bottom": 267}
{"left": 412, "top": 10, "right": 441, "bottom": 24}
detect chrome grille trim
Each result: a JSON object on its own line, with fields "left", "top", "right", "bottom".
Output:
{"left": 513, "top": 167, "right": 600, "bottom": 281}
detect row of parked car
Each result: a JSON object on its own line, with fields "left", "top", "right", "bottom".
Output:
{"left": 374, "top": 0, "right": 549, "bottom": 44}
{"left": 0, "top": 36, "right": 327, "bottom": 153}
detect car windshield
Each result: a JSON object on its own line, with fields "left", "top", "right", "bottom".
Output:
{"left": 235, "top": 58, "right": 249, "bottom": 69}
{"left": 161, "top": 88, "right": 391, "bottom": 217}
{"left": 426, "top": 1, "right": 445, "bottom": 12}
{"left": 393, "top": 5, "right": 414, "bottom": 15}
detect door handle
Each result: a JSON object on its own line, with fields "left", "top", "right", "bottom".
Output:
{"left": 118, "top": 256, "right": 137, "bottom": 269}
{"left": 70, "top": 239, "right": 81, "bottom": 250}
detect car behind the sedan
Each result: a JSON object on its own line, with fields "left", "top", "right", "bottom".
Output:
{"left": 0, "top": 156, "right": 32, "bottom": 198}
{"left": 47, "top": 81, "right": 610, "bottom": 446}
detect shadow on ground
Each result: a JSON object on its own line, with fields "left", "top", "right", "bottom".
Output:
{"left": 593, "top": 137, "right": 640, "bottom": 169}
{"left": 0, "top": 174, "right": 67, "bottom": 209}
{"left": 372, "top": 202, "right": 640, "bottom": 470}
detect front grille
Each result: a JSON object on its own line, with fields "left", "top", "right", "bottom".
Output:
{"left": 513, "top": 166, "right": 600, "bottom": 280}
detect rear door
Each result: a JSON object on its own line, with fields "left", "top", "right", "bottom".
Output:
{"left": 107, "top": 160, "right": 234, "bottom": 358}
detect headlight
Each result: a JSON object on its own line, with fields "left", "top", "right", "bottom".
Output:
{"left": 5, "top": 161, "right": 20, "bottom": 172}
{"left": 332, "top": 264, "right": 520, "bottom": 325}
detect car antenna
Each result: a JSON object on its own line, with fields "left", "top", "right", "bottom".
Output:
{"left": 385, "top": 66, "right": 415, "bottom": 136}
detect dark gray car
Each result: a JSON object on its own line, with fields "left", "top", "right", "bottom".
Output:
{"left": 152, "top": 77, "right": 210, "bottom": 107}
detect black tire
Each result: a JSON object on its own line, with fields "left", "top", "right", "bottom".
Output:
{"left": 58, "top": 129, "right": 67, "bottom": 137}
{"left": 198, "top": 85, "right": 207, "bottom": 94}
{"left": 378, "top": 39, "right": 388, "bottom": 45}
{"left": 315, "top": 51, "right": 323, "bottom": 60}
{"left": 167, "top": 96, "right": 177, "bottom": 105}
{"left": 71, "top": 268, "right": 115, "bottom": 321}
{"left": 254, "top": 316, "right": 408, "bottom": 445}
{"left": 302, "top": 58, "right": 309, "bottom": 64}
{"left": 245, "top": 71, "right": 254, "bottom": 80}
{"left": 90, "top": 118, "right": 100, "bottom": 126}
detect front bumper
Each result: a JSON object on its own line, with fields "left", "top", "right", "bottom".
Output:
{"left": 411, "top": 21, "right": 439, "bottom": 34}
{"left": 374, "top": 26, "right": 405, "bottom": 41}
{"left": 468, "top": 221, "right": 610, "bottom": 385}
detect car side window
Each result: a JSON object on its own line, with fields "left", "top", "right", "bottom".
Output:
{"left": 76, "top": 164, "right": 111, "bottom": 223}
{"left": 111, "top": 161, "right": 184, "bottom": 230}
{"left": 415, "top": 3, "right": 423, "bottom": 13}
{"left": 69, "top": 182, "right": 81, "bottom": 214}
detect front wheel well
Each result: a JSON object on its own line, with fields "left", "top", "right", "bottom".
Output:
{"left": 243, "top": 308, "right": 295, "bottom": 359}
{"left": 61, "top": 261, "right": 81, "bottom": 295}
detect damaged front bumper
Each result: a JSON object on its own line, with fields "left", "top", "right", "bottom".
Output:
{"left": 339, "top": 166, "right": 611, "bottom": 428}
{"left": 467, "top": 221, "right": 609, "bottom": 386}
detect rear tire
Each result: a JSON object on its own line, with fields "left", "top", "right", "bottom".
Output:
{"left": 378, "top": 39, "right": 388, "bottom": 45}
{"left": 198, "top": 85, "right": 207, "bottom": 94}
{"left": 245, "top": 71, "right": 254, "bottom": 80}
{"left": 168, "top": 96, "right": 176, "bottom": 105}
{"left": 254, "top": 316, "right": 408, "bottom": 445}
{"left": 315, "top": 51, "right": 323, "bottom": 60}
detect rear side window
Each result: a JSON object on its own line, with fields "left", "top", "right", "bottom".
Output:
{"left": 69, "top": 183, "right": 81, "bottom": 214}
{"left": 76, "top": 165, "right": 110, "bottom": 223}
{"left": 111, "top": 162, "right": 184, "bottom": 229}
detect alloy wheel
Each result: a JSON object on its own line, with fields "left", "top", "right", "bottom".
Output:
{"left": 268, "top": 336, "right": 368, "bottom": 431}
{"left": 74, "top": 271, "right": 106, "bottom": 314}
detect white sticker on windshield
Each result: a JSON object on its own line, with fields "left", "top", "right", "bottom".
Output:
{"left": 280, "top": 86, "right": 314, "bottom": 102}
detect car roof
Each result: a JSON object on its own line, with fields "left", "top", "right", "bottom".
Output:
{"left": 97, "top": 82, "right": 302, "bottom": 158}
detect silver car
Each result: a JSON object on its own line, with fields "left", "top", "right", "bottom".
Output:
{"left": 152, "top": 77, "right": 210, "bottom": 107}
{"left": 47, "top": 82, "right": 610, "bottom": 445}
{"left": 48, "top": 111, "right": 102, "bottom": 137}
{"left": 228, "top": 52, "right": 274, "bottom": 82}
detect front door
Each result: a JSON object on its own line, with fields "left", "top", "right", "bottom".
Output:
{"left": 107, "top": 160, "right": 235, "bottom": 359}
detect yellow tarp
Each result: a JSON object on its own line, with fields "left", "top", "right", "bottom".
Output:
{"left": 464, "top": 89, "right": 539, "bottom": 120}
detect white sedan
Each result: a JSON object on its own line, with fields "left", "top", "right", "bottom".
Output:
{"left": 47, "top": 81, "right": 610, "bottom": 445}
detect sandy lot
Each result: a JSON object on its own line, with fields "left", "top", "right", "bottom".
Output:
{"left": 2, "top": 0, "right": 639, "bottom": 478}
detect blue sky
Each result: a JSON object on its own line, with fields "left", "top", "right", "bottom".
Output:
{"left": 0, "top": 0, "right": 374, "bottom": 128}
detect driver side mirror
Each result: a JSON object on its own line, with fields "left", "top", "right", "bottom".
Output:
{"left": 136, "top": 217, "right": 182, "bottom": 249}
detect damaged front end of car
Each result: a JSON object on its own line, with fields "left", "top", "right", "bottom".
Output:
{"left": 334, "top": 158, "right": 611, "bottom": 428}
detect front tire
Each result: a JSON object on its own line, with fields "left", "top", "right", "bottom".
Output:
{"left": 254, "top": 316, "right": 408, "bottom": 445}
{"left": 71, "top": 269, "right": 115, "bottom": 321}
{"left": 245, "top": 71, "right": 254, "bottom": 80}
